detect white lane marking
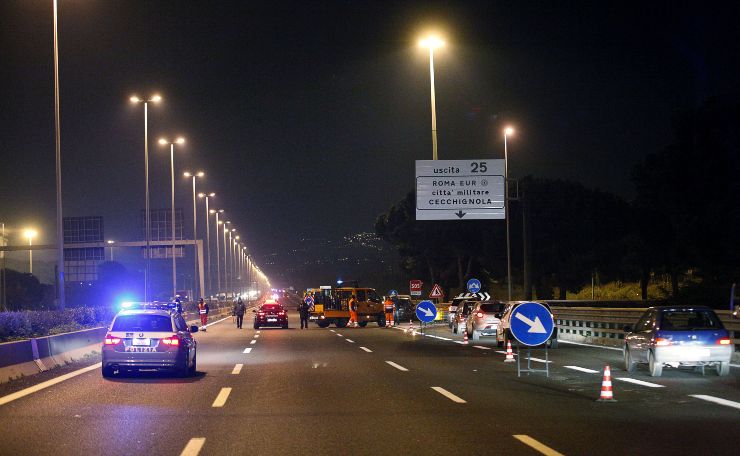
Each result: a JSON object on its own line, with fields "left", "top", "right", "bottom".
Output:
{"left": 359, "top": 347, "right": 372, "bottom": 352}
{"left": 231, "top": 364, "right": 243, "bottom": 375}
{"left": 495, "top": 350, "right": 509, "bottom": 355}
{"left": 616, "top": 377, "right": 664, "bottom": 388}
{"left": 513, "top": 435, "right": 565, "bottom": 456}
{"left": 250, "top": 339, "right": 257, "bottom": 345}
{"left": 431, "top": 386, "right": 466, "bottom": 403}
{"left": 529, "top": 357, "right": 552, "bottom": 364}
{"left": 689, "top": 394, "right": 740, "bottom": 411}
{"left": 473, "top": 345, "right": 491, "bottom": 350}
{"left": 211, "top": 387, "right": 232, "bottom": 407}
{"left": 564, "top": 365, "right": 600, "bottom": 374}
{"left": 436, "top": 336, "right": 452, "bottom": 341}
{"left": 557, "top": 339, "right": 623, "bottom": 351}
{"left": 337, "top": 334, "right": 343, "bottom": 337}
{"left": 345, "top": 339, "right": 355, "bottom": 343}
{"left": 454, "top": 341, "right": 468, "bottom": 345}
{"left": 180, "top": 438, "right": 206, "bottom": 456}
{"left": 385, "top": 361, "right": 409, "bottom": 372}
{"left": 0, "top": 362, "right": 101, "bottom": 407}
{"left": 256, "top": 331, "right": 261, "bottom": 334}
{"left": 243, "top": 347, "right": 252, "bottom": 354}
{"left": 202, "top": 316, "right": 231, "bottom": 329}
{"left": 253, "top": 335, "right": 259, "bottom": 339}
{"left": 330, "top": 329, "right": 335, "bottom": 332}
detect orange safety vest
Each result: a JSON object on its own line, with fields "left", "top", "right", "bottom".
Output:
{"left": 199, "top": 303, "right": 207, "bottom": 314}
{"left": 384, "top": 300, "right": 394, "bottom": 312}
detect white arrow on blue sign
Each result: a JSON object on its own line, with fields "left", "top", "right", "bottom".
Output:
{"left": 509, "top": 302, "right": 555, "bottom": 346}
{"left": 388, "top": 289, "right": 398, "bottom": 297}
{"left": 415, "top": 300, "right": 438, "bottom": 323}
{"left": 467, "top": 278, "right": 481, "bottom": 293}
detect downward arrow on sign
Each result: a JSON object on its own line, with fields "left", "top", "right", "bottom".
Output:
{"left": 514, "top": 313, "right": 546, "bottom": 333}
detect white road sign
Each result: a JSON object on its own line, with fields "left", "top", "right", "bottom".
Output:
{"left": 415, "top": 159, "right": 506, "bottom": 220}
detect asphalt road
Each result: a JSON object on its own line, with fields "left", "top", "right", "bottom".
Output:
{"left": 0, "top": 305, "right": 738, "bottom": 456}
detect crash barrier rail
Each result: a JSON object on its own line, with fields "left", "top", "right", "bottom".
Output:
{"left": 551, "top": 306, "right": 739, "bottom": 348}
{"left": 0, "top": 300, "right": 244, "bottom": 384}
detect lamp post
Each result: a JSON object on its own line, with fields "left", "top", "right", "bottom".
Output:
{"left": 52, "top": 0, "right": 66, "bottom": 309}
{"left": 107, "top": 240, "right": 115, "bottom": 261}
{"left": 234, "top": 235, "right": 240, "bottom": 293}
{"left": 223, "top": 221, "right": 231, "bottom": 294}
{"left": 200, "top": 193, "right": 215, "bottom": 295}
{"left": 213, "top": 210, "right": 224, "bottom": 294}
{"left": 419, "top": 35, "right": 445, "bottom": 160}
{"left": 504, "top": 126, "right": 515, "bottom": 301}
{"left": 159, "top": 137, "right": 185, "bottom": 299}
{"left": 24, "top": 229, "right": 37, "bottom": 274}
{"left": 228, "top": 229, "right": 234, "bottom": 295}
{"left": 1, "top": 222, "right": 6, "bottom": 311}
{"left": 184, "top": 171, "right": 204, "bottom": 299}
{"left": 130, "top": 94, "right": 161, "bottom": 301}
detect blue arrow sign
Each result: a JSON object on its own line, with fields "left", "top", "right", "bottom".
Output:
{"left": 415, "top": 300, "right": 437, "bottom": 323}
{"left": 467, "top": 278, "right": 481, "bottom": 293}
{"left": 509, "top": 302, "right": 555, "bottom": 346}
{"left": 388, "top": 289, "right": 398, "bottom": 297}
{"left": 304, "top": 296, "right": 314, "bottom": 305}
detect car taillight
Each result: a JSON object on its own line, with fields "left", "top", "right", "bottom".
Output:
{"left": 258, "top": 312, "right": 265, "bottom": 316}
{"left": 104, "top": 334, "right": 121, "bottom": 345}
{"left": 278, "top": 311, "right": 285, "bottom": 316}
{"left": 716, "top": 337, "right": 732, "bottom": 345}
{"left": 160, "top": 335, "right": 180, "bottom": 346}
{"left": 476, "top": 312, "right": 484, "bottom": 318}
{"left": 655, "top": 337, "right": 672, "bottom": 346}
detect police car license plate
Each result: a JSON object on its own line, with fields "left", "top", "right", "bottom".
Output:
{"left": 133, "top": 338, "right": 150, "bottom": 346}
{"left": 126, "top": 347, "right": 156, "bottom": 352}
{"left": 267, "top": 318, "right": 277, "bottom": 322}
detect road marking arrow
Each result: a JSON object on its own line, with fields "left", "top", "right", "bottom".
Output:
{"left": 514, "top": 313, "right": 546, "bottom": 333}
{"left": 420, "top": 306, "right": 434, "bottom": 317}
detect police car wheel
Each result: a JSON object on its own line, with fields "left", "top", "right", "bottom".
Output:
{"left": 189, "top": 354, "right": 197, "bottom": 375}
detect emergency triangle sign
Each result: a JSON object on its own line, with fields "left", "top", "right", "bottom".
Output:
{"left": 429, "top": 284, "right": 444, "bottom": 298}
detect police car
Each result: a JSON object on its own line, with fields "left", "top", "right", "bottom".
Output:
{"left": 101, "top": 302, "right": 199, "bottom": 378}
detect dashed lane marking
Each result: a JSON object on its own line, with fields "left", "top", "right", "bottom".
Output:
{"left": 243, "top": 348, "right": 252, "bottom": 354}
{"left": 473, "top": 345, "right": 491, "bottom": 350}
{"left": 689, "top": 395, "right": 740, "bottom": 411}
{"left": 211, "top": 387, "right": 232, "bottom": 407}
{"left": 345, "top": 339, "right": 355, "bottom": 343}
{"left": 564, "top": 365, "right": 599, "bottom": 374}
{"left": 330, "top": 329, "right": 335, "bottom": 332}
{"left": 0, "top": 362, "right": 101, "bottom": 407}
{"left": 359, "top": 347, "right": 372, "bottom": 352}
{"left": 256, "top": 331, "right": 261, "bottom": 334}
{"left": 337, "top": 334, "right": 343, "bottom": 337}
{"left": 180, "top": 438, "right": 206, "bottom": 456}
{"left": 254, "top": 335, "right": 259, "bottom": 338}
{"left": 615, "top": 377, "right": 664, "bottom": 388}
{"left": 231, "top": 364, "right": 243, "bottom": 375}
{"left": 250, "top": 340, "right": 257, "bottom": 345}
{"left": 431, "top": 387, "right": 466, "bottom": 403}
{"left": 513, "top": 435, "right": 565, "bottom": 456}
{"left": 385, "top": 361, "right": 409, "bottom": 372}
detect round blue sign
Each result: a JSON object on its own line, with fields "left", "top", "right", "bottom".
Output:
{"left": 509, "top": 302, "right": 555, "bottom": 346}
{"left": 467, "top": 278, "right": 482, "bottom": 293}
{"left": 388, "top": 289, "right": 398, "bottom": 297}
{"left": 415, "top": 300, "right": 438, "bottom": 323}
{"left": 304, "top": 296, "right": 314, "bottom": 305}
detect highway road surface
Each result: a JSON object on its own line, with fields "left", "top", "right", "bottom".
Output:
{"left": 0, "top": 304, "right": 738, "bottom": 455}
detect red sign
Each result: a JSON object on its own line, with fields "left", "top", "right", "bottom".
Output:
{"left": 429, "top": 284, "right": 444, "bottom": 298}
{"left": 410, "top": 279, "right": 423, "bottom": 296}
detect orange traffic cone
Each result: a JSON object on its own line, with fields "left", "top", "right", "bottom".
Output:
{"left": 597, "top": 365, "right": 616, "bottom": 402}
{"left": 408, "top": 320, "right": 413, "bottom": 333}
{"left": 463, "top": 331, "right": 469, "bottom": 345}
{"left": 504, "top": 340, "right": 515, "bottom": 362}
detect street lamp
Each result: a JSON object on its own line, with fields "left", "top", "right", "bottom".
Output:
{"left": 199, "top": 193, "right": 216, "bottom": 294}
{"left": 212, "top": 209, "right": 224, "bottom": 294}
{"left": 24, "top": 229, "right": 37, "bottom": 274}
{"left": 184, "top": 171, "right": 204, "bottom": 299}
{"left": 159, "top": 137, "right": 185, "bottom": 299}
{"left": 130, "top": 93, "right": 161, "bottom": 300}
{"left": 107, "top": 240, "right": 115, "bottom": 261}
{"left": 234, "top": 235, "right": 240, "bottom": 293}
{"left": 504, "top": 126, "right": 515, "bottom": 301}
{"left": 222, "top": 220, "right": 231, "bottom": 294}
{"left": 419, "top": 35, "right": 445, "bottom": 160}
{"left": 228, "top": 228, "right": 235, "bottom": 295}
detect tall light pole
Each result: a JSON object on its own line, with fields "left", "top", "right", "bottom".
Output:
{"left": 184, "top": 171, "right": 204, "bottom": 299}
{"left": 419, "top": 35, "right": 445, "bottom": 160}
{"left": 24, "top": 229, "right": 37, "bottom": 274}
{"left": 107, "top": 240, "right": 115, "bottom": 261}
{"left": 130, "top": 94, "right": 161, "bottom": 301}
{"left": 223, "top": 220, "right": 231, "bottom": 294}
{"left": 200, "top": 193, "right": 216, "bottom": 295}
{"left": 234, "top": 235, "right": 240, "bottom": 293}
{"left": 504, "top": 126, "right": 515, "bottom": 301}
{"left": 1, "top": 222, "right": 6, "bottom": 311}
{"left": 159, "top": 137, "right": 185, "bottom": 299}
{"left": 228, "top": 229, "right": 235, "bottom": 295}
{"left": 52, "top": 0, "right": 66, "bottom": 309}
{"left": 213, "top": 209, "right": 224, "bottom": 294}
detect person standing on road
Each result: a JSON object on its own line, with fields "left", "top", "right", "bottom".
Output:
{"left": 348, "top": 295, "right": 358, "bottom": 328}
{"left": 198, "top": 298, "right": 209, "bottom": 331}
{"left": 234, "top": 298, "right": 246, "bottom": 329}
{"left": 299, "top": 299, "right": 310, "bottom": 329}
{"left": 383, "top": 296, "right": 395, "bottom": 328}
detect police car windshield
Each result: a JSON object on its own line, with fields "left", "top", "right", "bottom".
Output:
{"left": 112, "top": 315, "right": 173, "bottom": 332}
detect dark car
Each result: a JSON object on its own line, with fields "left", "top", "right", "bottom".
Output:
{"left": 254, "top": 302, "right": 288, "bottom": 329}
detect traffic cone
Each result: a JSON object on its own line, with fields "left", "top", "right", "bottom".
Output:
{"left": 597, "top": 365, "right": 616, "bottom": 402}
{"left": 504, "top": 340, "right": 515, "bottom": 362}
{"left": 463, "top": 331, "right": 469, "bottom": 345}
{"left": 408, "top": 320, "right": 413, "bottom": 332}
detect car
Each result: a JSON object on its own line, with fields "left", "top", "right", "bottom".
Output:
{"left": 496, "top": 301, "right": 558, "bottom": 348}
{"left": 623, "top": 305, "right": 733, "bottom": 377}
{"left": 452, "top": 300, "right": 477, "bottom": 334}
{"left": 254, "top": 302, "right": 288, "bottom": 329}
{"left": 393, "top": 295, "right": 415, "bottom": 323}
{"left": 448, "top": 295, "right": 481, "bottom": 328}
{"left": 101, "top": 302, "right": 199, "bottom": 378}
{"left": 466, "top": 301, "right": 506, "bottom": 340}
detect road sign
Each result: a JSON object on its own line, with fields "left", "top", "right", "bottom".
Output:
{"left": 467, "top": 278, "right": 481, "bottom": 293}
{"left": 456, "top": 291, "right": 490, "bottom": 301}
{"left": 304, "top": 295, "right": 314, "bottom": 305}
{"left": 415, "top": 300, "right": 438, "bottom": 323}
{"left": 429, "top": 284, "right": 444, "bottom": 298}
{"left": 415, "top": 159, "right": 505, "bottom": 220}
{"left": 510, "top": 302, "right": 555, "bottom": 346}
{"left": 410, "top": 280, "right": 423, "bottom": 296}
{"left": 388, "top": 289, "right": 398, "bottom": 297}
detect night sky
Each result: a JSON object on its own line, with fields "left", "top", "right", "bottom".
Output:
{"left": 1, "top": 1, "right": 738, "bottom": 284}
